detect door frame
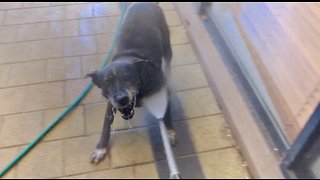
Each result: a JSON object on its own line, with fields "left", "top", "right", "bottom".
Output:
{"left": 281, "top": 104, "right": 320, "bottom": 178}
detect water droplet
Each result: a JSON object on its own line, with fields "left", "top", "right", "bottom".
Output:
{"left": 241, "top": 161, "right": 247, "bottom": 167}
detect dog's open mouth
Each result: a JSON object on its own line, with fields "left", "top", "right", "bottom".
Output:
{"left": 117, "top": 97, "right": 136, "bottom": 120}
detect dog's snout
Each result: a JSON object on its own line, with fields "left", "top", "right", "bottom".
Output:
{"left": 115, "top": 93, "right": 130, "bottom": 106}
{"left": 119, "top": 96, "right": 129, "bottom": 106}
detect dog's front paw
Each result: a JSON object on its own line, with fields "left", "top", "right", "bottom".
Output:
{"left": 91, "top": 148, "right": 107, "bottom": 164}
{"left": 167, "top": 129, "right": 176, "bottom": 146}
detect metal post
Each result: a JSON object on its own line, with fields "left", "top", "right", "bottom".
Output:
{"left": 159, "top": 119, "right": 181, "bottom": 179}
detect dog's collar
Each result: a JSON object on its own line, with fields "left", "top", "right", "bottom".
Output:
{"left": 131, "top": 58, "right": 162, "bottom": 71}
{"left": 131, "top": 58, "right": 151, "bottom": 64}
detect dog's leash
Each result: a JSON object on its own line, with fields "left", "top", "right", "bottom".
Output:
{"left": 0, "top": 3, "right": 128, "bottom": 178}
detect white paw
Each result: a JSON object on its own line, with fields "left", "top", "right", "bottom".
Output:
{"left": 167, "top": 130, "right": 176, "bottom": 146}
{"left": 91, "top": 148, "right": 107, "bottom": 164}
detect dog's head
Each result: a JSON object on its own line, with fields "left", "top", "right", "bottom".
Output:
{"left": 87, "top": 59, "right": 140, "bottom": 119}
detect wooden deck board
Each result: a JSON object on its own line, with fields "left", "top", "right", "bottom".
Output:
{"left": 209, "top": 2, "right": 320, "bottom": 141}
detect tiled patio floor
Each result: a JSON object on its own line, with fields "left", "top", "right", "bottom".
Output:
{"left": 0, "top": 2, "right": 249, "bottom": 179}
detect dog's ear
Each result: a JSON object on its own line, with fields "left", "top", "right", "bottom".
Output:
{"left": 86, "top": 70, "right": 102, "bottom": 88}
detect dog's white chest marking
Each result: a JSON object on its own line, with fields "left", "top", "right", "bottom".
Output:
{"left": 142, "top": 86, "right": 168, "bottom": 119}
{"left": 142, "top": 58, "right": 168, "bottom": 119}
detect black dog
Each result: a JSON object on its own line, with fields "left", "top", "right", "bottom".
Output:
{"left": 87, "top": 2, "right": 175, "bottom": 164}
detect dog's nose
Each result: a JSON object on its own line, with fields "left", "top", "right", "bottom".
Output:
{"left": 115, "top": 94, "right": 129, "bottom": 106}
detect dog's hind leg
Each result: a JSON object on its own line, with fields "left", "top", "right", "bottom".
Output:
{"left": 161, "top": 7, "right": 173, "bottom": 67}
{"left": 162, "top": 30, "right": 175, "bottom": 146}
{"left": 163, "top": 89, "right": 176, "bottom": 146}
{"left": 163, "top": 37, "right": 172, "bottom": 72}
{"left": 163, "top": 43, "right": 172, "bottom": 64}
{"left": 91, "top": 102, "right": 114, "bottom": 164}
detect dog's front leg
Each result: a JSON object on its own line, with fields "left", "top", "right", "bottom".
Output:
{"left": 91, "top": 102, "right": 114, "bottom": 164}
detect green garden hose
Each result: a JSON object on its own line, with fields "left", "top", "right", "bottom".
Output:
{"left": 0, "top": 3, "right": 127, "bottom": 178}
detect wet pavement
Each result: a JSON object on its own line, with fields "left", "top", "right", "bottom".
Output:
{"left": 0, "top": 2, "right": 249, "bottom": 179}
